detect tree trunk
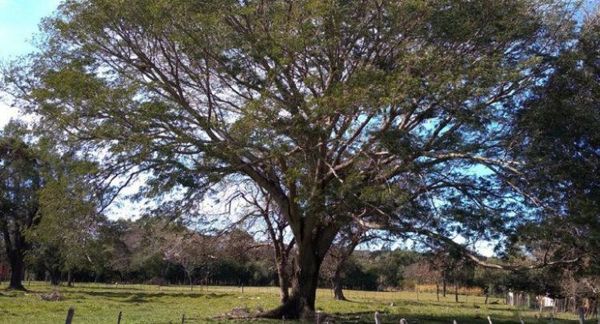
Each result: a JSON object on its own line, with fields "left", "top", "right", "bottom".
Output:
{"left": 332, "top": 268, "right": 346, "bottom": 301}
{"left": 67, "top": 270, "right": 73, "bottom": 287}
{"left": 442, "top": 275, "right": 447, "bottom": 297}
{"left": 187, "top": 271, "right": 193, "bottom": 291}
{"left": 436, "top": 283, "right": 440, "bottom": 302}
{"left": 276, "top": 261, "right": 290, "bottom": 303}
{"left": 3, "top": 226, "right": 27, "bottom": 291}
{"left": 578, "top": 306, "right": 585, "bottom": 324}
{"left": 261, "top": 240, "right": 325, "bottom": 320}
{"left": 49, "top": 270, "right": 61, "bottom": 286}
{"left": 8, "top": 252, "right": 26, "bottom": 290}
{"left": 454, "top": 281, "right": 459, "bottom": 303}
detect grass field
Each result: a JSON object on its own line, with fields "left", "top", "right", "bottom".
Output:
{"left": 0, "top": 282, "right": 593, "bottom": 323}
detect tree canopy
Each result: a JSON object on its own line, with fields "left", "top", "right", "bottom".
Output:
{"left": 510, "top": 11, "right": 600, "bottom": 287}
{"left": 0, "top": 122, "right": 41, "bottom": 290}
{"left": 1, "top": 0, "right": 586, "bottom": 318}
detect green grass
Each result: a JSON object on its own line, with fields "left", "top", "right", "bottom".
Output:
{"left": 0, "top": 282, "right": 592, "bottom": 323}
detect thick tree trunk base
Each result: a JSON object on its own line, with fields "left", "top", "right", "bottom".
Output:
{"left": 260, "top": 227, "right": 332, "bottom": 320}
{"left": 259, "top": 296, "right": 315, "bottom": 320}
{"left": 8, "top": 271, "right": 26, "bottom": 290}
{"left": 333, "top": 285, "right": 347, "bottom": 301}
{"left": 333, "top": 293, "right": 347, "bottom": 301}
{"left": 67, "top": 271, "right": 73, "bottom": 287}
{"left": 279, "top": 291, "right": 289, "bottom": 304}
{"left": 7, "top": 255, "right": 26, "bottom": 291}
{"left": 332, "top": 270, "right": 347, "bottom": 301}
{"left": 6, "top": 283, "right": 27, "bottom": 291}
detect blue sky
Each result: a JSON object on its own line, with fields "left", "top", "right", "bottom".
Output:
{"left": 0, "top": 0, "right": 61, "bottom": 125}
{"left": 0, "top": 0, "right": 61, "bottom": 58}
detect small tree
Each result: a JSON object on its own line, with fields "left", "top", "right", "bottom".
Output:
{"left": 162, "top": 231, "right": 217, "bottom": 290}
{"left": 237, "top": 185, "right": 295, "bottom": 303}
{"left": 321, "top": 224, "right": 374, "bottom": 300}
{"left": 26, "top": 147, "right": 100, "bottom": 286}
{"left": 403, "top": 260, "right": 439, "bottom": 300}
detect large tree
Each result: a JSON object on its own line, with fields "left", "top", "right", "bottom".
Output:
{"left": 4, "top": 0, "right": 578, "bottom": 318}
{"left": 0, "top": 122, "right": 41, "bottom": 290}
{"left": 509, "top": 9, "right": 600, "bottom": 310}
{"left": 512, "top": 9, "right": 600, "bottom": 264}
{"left": 0, "top": 122, "right": 99, "bottom": 289}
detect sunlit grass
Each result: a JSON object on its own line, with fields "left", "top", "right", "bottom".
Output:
{"left": 0, "top": 282, "right": 591, "bottom": 323}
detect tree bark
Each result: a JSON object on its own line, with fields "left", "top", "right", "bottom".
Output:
{"left": 261, "top": 239, "right": 326, "bottom": 320}
{"left": 67, "top": 270, "right": 74, "bottom": 287}
{"left": 49, "top": 270, "right": 61, "bottom": 286}
{"left": 3, "top": 225, "right": 27, "bottom": 290}
{"left": 442, "top": 275, "right": 447, "bottom": 297}
{"left": 187, "top": 271, "right": 193, "bottom": 291}
{"left": 276, "top": 262, "right": 290, "bottom": 303}
{"left": 454, "top": 281, "right": 459, "bottom": 303}
{"left": 332, "top": 268, "right": 346, "bottom": 301}
{"left": 8, "top": 251, "right": 26, "bottom": 290}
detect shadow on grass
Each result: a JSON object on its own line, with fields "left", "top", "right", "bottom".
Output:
{"left": 345, "top": 298, "right": 520, "bottom": 313}
{"left": 63, "top": 285, "right": 146, "bottom": 292}
{"left": 61, "top": 290, "right": 233, "bottom": 302}
{"left": 345, "top": 298, "right": 460, "bottom": 308}
{"left": 0, "top": 289, "right": 30, "bottom": 297}
{"left": 327, "top": 311, "right": 583, "bottom": 324}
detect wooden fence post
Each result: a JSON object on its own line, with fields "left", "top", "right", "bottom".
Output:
{"left": 181, "top": 313, "right": 185, "bottom": 324}
{"left": 374, "top": 311, "right": 382, "bottom": 324}
{"left": 65, "top": 307, "right": 75, "bottom": 324}
{"left": 117, "top": 311, "right": 122, "bottom": 324}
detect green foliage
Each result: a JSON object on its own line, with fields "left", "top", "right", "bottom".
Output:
{"left": 353, "top": 249, "right": 422, "bottom": 289}
{"left": 510, "top": 10, "right": 600, "bottom": 277}
{"left": 27, "top": 156, "right": 100, "bottom": 274}
{"left": 4, "top": 0, "right": 576, "bottom": 243}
